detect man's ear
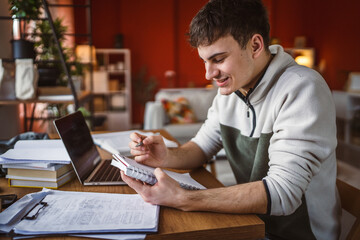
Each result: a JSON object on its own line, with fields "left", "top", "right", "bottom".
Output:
{"left": 250, "top": 34, "right": 264, "bottom": 59}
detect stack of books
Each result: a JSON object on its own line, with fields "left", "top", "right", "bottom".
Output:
{"left": 4, "top": 162, "right": 74, "bottom": 189}
{"left": 0, "top": 139, "right": 75, "bottom": 189}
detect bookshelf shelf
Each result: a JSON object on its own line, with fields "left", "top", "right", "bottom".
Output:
{"left": 87, "top": 49, "right": 132, "bottom": 131}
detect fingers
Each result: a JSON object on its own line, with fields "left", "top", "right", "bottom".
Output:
{"left": 128, "top": 134, "right": 155, "bottom": 153}
{"left": 128, "top": 133, "right": 167, "bottom": 167}
{"left": 134, "top": 154, "right": 150, "bottom": 162}
{"left": 130, "top": 132, "right": 146, "bottom": 147}
{"left": 122, "top": 169, "right": 184, "bottom": 207}
{"left": 129, "top": 133, "right": 148, "bottom": 156}
{"left": 153, "top": 168, "right": 166, "bottom": 180}
{"left": 121, "top": 171, "right": 146, "bottom": 191}
{"left": 153, "top": 168, "right": 177, "bottom": 187}
{"left": 132, "top": 133, "right": 163, "bottom": 145}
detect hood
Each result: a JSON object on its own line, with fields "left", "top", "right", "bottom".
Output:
{"left": 248, "top": 45, "right": 297, "bottom": 105}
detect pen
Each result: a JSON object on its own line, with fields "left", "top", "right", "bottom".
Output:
{"left": 135, "top": 138, "right": 144, "bottom": 147}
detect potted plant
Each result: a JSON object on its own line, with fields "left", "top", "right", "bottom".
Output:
{"left": 133, "top": 66, "right": 158, "bottom": 106}
{"left": 33, "top": 17, "right": 68, "bottom": 86}
{"left": 133, "top": 66, "right": 158, "bottom": 124}
{"left": 8, "top": 0, "right": 42, "bottom": 59}
{"left": 67, "top": 53, "right": 85, "bottom": 91}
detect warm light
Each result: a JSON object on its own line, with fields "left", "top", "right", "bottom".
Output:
{"left": 76, "top": 45, "right": 96, "bottom": 64}
{"left": 295, "top": 55, "right": 312, "bottom": 68}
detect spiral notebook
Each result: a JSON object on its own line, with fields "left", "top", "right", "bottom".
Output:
{"left": 111, "top": 154, "right": 206, "bottom": 190}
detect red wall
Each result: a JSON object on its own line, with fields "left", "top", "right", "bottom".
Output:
{"left": 85, "top": 0, "right": 208, "bottom": 89}
{"left": 270, "top": 0, "right": 360, "bottom": 90}
{"left": 75, "top": 0, "right": 360, "bottom": 125}
{"left": 75, "top": 0, "right": 208, "bottom": 124}
{"left": 175, "top": 0, "right": 209, "bottom": 88}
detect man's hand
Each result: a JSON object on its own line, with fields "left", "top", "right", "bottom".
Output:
{"left": 121, "top": 168, "right": 186, "bottom": 208}
{"left": 129, "top": 132, "right": 168, "bottom": 168}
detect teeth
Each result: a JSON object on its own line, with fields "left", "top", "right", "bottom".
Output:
{"left": 217, "top": 77, "right": 228, "bottom": 83}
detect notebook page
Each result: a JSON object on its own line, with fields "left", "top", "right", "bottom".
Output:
{"left": 14, "top": 140, "right": 65, "bottom": 149}
{"left": 163, "top": 171, "right": 206, "bottom": 190}
{"left": 0, "top": 148, "right": 71, "bottom": 163}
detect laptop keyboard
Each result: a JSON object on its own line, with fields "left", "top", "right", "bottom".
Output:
{"left": 90, "top": 160, "right": 122, "bottom": 182}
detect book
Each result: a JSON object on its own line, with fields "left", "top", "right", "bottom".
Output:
{"left": 8, "top": 170, "right": 75, "bottom": 189}
{"left": 1, "top": 162, "right": 55, "bottom": 169}
{"left": 6, "top": 164, "right": 73, "bottom": 179}
{"left": 111, "top": 154, "right": 206, "bottom": 190}
{"left": 92, "top": 130, "right": 179, "bottom": 155}
{"left": 0, "top": 139, "right": 71, "bottom": 165}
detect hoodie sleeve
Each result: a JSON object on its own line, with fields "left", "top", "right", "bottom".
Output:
{"left": 191, "top": 92, "right": 224, "bottom": 160}
{"left": 263, "top": 67, "right": 337, "bottom": 215}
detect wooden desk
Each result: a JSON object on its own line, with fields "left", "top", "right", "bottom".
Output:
{"left": 0, "top": 130, "right": 265, "bottom": 240}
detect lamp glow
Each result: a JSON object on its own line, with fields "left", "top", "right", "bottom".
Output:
{"left": 76, "top": 45, "right": 96, "bottom": 64}
{"left": 295, "top": 55, "right": 312, "bottom": 68}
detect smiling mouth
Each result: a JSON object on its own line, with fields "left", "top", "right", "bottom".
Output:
{"left": 215, "top": 77, "right": 229, "bottom": 83}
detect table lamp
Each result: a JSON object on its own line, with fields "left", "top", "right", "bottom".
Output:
{"left": 75, "top": 45, "right": 96, "bottom": 65}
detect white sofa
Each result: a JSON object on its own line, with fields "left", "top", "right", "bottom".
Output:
{"left": 144, "top": 88, "right": 217, "bottom": 144}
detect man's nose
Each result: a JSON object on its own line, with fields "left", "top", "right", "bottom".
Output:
{"left": 205, "top": 64, "right": 218, "bottom": 80}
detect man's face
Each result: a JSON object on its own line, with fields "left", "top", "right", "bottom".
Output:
{"left": 198, "top": 35, "right": 256, "bottom": 95}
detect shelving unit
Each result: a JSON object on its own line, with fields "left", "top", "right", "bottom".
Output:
{"left": 87, "top": 49, "right": 132, "bottom": 131}
{"left": 0, "top": 0, "right": 94, "bottom": 132}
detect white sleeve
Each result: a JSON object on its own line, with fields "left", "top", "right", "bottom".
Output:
{"left": 191, "top": 93, "right": 223, "bottom": 159}
{"left": 263, "top": 70, "right": 337, "bottom": 215}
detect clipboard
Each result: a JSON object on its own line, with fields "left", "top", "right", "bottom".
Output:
{"left": 0, "top": 189, "right": 159, "bottom": 237}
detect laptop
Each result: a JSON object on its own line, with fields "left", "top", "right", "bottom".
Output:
{"left": 54, "top": 111, "right": 125, "bottom": 186}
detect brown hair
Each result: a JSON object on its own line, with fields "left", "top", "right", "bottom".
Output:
{"left": 188, "top": 0, "right": 270, "bottom": 50}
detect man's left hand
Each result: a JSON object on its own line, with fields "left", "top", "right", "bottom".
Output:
{"left": 121, "top": 168, "right": 186, "bottom": 208}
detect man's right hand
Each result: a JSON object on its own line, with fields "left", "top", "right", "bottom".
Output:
{"left": 129, "top": 132, "right": 168, "bottom": 168}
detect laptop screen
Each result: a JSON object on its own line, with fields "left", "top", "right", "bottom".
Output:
{"left": 54, "top": 111, "right": 101, "bottom": 183}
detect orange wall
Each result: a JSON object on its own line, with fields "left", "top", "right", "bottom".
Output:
{"left": 75, "top": 0, "right": 360, "bottom": 124}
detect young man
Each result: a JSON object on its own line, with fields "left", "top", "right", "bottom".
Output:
{"left": 121, "top": 0, "right": 341, "bottom": 239}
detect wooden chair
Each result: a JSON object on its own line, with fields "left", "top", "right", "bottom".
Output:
{"left": 204, "top": 158, "right": 217, "bottom": 177}
{"left": 336, "top": 178, "right": 360, "bottom": 240}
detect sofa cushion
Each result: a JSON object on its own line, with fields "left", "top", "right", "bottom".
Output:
{"left": 161, "top": 97, "right": 197, "bottom": 124}
{"left": 155, "top": 88, "right": 217, "bottom": 121}
{"left": 164, "top": 122, "right": 203, "bottom": 144}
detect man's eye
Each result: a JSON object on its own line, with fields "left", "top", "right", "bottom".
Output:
{"left": 213, "top": 58, "right": 224, "bottom": 63}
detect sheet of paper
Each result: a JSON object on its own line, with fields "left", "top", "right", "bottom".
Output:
{"left": 0, "top": 148, "right": 70, "bottom": 163}
{"left": 14, "top": 233, "right": 146, "bottom": 240}
{"left": 92, "top": 130, "right": 178, "bottom": 155}
{"left": 0, "top": 139, "right": 70, "bottom": 164}
{"left": 12, "top": 189, "right": 159, "bottom": 235}
{"left": 14, "top": 139, "right": 65, "bottom": 149}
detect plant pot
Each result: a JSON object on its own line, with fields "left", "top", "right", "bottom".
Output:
{"left": 37, "top": 67, "right": 61, "bottom": 86}
{"left": 68, "top": 75, "right": 82, "bottom": 93}
{"left": 11, "top": 39, "right": 35, "bottom": 59}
